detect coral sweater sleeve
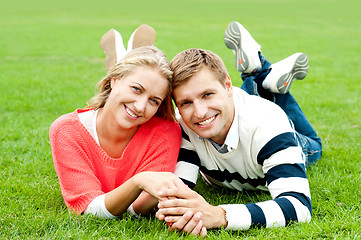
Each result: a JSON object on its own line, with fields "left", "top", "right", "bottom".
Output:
{"left": 49, "top": 110, "right": 181, "bottom": 214}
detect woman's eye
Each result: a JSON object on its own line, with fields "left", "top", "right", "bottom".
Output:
{"left": 132, "top": 86, "right": 141, "bottom": 92}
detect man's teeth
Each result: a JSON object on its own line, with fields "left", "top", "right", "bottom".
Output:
{"left": 199, "top": 116, "right": 215, "bottom": 125}
{"left": 126, "top": 108, "right": 138, "bottom": 118}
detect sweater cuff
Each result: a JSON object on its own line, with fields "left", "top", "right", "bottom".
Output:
{"left": 219, "top": 204, "right": 252, "bottom": 230}
{"left": 84, "top": 194, "right": 117, "bottom": 219}
{"left": 127, "top": 203, "right": 140, "bottom": 218}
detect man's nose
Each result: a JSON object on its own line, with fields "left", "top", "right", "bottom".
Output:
{"left": 193, "top": 101, "right": 207, "bottom": 119}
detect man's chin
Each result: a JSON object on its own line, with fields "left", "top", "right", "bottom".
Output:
{"left": 194, "top": 130, "right": 216, "bottom": 140}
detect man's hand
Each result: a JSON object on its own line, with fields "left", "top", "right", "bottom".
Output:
{"left": 156, "top": 187, "right": 227, "bottom": 232}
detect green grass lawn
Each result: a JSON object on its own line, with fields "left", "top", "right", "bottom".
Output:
{"left": 1, "top": 0, "right": 360, "bottom": 238}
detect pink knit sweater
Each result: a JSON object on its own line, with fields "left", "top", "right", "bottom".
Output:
{"left": 49, "top": 109, "right": 181, "bottom": 213}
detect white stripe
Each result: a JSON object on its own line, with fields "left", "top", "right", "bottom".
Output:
{"left": 181, "top": 138, "right": 195, "bottom": 150}
{"left": 174, "top": 161, "right": 199, "bottom": 184}
{"left": 268, "top": 177, "right": 311, "bottom": 199}
{"left": 219, "top": 204, "right": 252, "bottom": 230}
{"left": 263, "top": 146, "right": 304, "bottom": 173}
{"left": 282, "top": 196, "right": 311, "bottom": 223}
{"left": 257, "top": 200, "right": 285, "bottom": 228}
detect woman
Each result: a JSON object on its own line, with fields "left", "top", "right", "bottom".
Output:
{"left": 49, "top": 46, "right": 184, "bottom": 219}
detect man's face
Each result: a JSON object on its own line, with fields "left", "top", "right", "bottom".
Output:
{"left": 173, "top": 67, "right": 235, "bottom": 145}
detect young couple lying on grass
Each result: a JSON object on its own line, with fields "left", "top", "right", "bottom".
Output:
{"left": 50, "top": 22, "right": 322, "bottom": 237}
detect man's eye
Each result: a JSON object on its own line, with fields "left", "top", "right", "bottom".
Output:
{"left": 150, "top": 99, "right": 160, "bottom": 106}
{"left": 181, "top": 101, "right": 191, "bottom": 107}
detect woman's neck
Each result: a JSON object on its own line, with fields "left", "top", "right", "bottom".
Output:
{"left": 96, "top": 108, "right": 139, "bottom": 158}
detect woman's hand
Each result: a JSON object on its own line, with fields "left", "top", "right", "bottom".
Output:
{"left": 132, "top": 171, "right": 188, "bottom": 199}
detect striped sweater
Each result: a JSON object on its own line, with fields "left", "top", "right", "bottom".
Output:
{"left": 174, "top": 87, "right": 311, "bottom": 230}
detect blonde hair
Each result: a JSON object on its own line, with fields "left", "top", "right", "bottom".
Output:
{"left": 88, "top": 46, "right": 175, "bottom": 120}
{"left": 170, "top": 48, "right": 229, "bottom": 91}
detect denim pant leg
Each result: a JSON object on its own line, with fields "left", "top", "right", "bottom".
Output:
{"left": 240, "top": 55, "right": 322, "bottom": 166}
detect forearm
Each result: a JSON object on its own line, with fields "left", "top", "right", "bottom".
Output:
{"left": 132, "top": 191, "right": 159, "bottom": 215}
{"left": 105, "top": 176, "right": 143, "bottom": 216}
{"left": 105, "top": 171, "right": 185, "bottom": 216}
{"left": 219, "top": 195, "right": 311, "bottom": 230}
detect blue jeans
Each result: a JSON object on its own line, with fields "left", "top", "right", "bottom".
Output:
{"left": 240, "top": 54, "right": 322, "bottom": 166}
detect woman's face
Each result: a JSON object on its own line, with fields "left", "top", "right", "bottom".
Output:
{"left": 104, "top": 66, "right": 169, "bottom": 131}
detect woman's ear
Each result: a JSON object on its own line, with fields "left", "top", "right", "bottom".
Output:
{"left": 110, "top": 78, "right": 117, "bottom": 89}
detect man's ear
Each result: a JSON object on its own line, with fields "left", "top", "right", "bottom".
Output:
{"left": 225, "top": 75, "right": 233, "bottom": 94}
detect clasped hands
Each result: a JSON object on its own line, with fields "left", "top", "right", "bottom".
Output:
{"left": 135, "top": 172, "right": 227, "bottom": 237}
{"left": 154, "top": 178, "right": 227, "bottom": 237}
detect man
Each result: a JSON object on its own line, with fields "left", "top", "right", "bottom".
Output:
{"left": 155, "top": 21, "right": 322, "bottom": 235}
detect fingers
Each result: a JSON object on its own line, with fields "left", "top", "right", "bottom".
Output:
{"left": 164, "top": 215, "right": 182, "bottom": 223}
{"left": 190, "top": 219, "right": 203, "bottom": 236}
{"left": 158, "top": 206, "right": 189, "bottom": 217}
{"left": 183, "top": 212, "right": 202, "bottom": 234}
{"left": 158, "top": 187, "right": 196, "bottom": 200}
{"left": 200, "top": 226, "right": 207, "bottom": 238}
{"left": 169, "top": 212, "right": 206, "bottom": 237}
{"left": 169, "top": 211, "right": 193, "bottom": 231}
{"left": 158, "top": 198, "right": 191, "bottom": 209}
{"left": 156, "top": 196, "right": 179, "bottom": 221}
{"left": 156, "top": 211, "right": 165, "bottom": 221}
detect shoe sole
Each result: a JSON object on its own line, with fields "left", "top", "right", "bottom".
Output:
{"left": 276, "top": 53, "right": 308, "bottom": 94}
{"left": 224, "top": 21, "right": 249, "bottom": 73}
{"left": 131, "top": 24, "right": 156, "bottom": 50}
{"left": 100, "top": 29, "right": 117, "bottom": 71}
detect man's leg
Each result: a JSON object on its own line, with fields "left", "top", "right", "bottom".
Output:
{"left": 224, "top": 21, "right": 322, "bottom": 165}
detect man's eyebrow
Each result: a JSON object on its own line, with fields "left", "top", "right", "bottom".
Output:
{"left": 176, "top": 88, "right": 216, "bottom": 104}
{"left": 175, "top": 97, "right": 190, "bottom": 105}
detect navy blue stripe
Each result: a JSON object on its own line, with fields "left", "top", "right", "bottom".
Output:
{"left": 257, "top": 132, "right": 298, "bottom": 165}
{"left": 199, "top": 166, "right": 266, "bottom": 188}
{"left": 178, "top": 148, "right": 201, "bottom": 166}
{"left": 245, "top": 203, "right": 266, "bottom": 228}
{"left": 265, "top": 163, "right": 307, "bottom": 185}
{"left": 181, "top": 126, "right": 190, "bottom": 142}
{"left": 278, "top": 192, "right": 312, "bottom": 214}
{"left": 179, "top": 178, "right": 196, "bottom": 189}
{"left": 274, "top": 197, "right": 298, "bottom": 226}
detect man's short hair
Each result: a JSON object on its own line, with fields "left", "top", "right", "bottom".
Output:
{"left": 170, "top": 48, "right": 229, "bottom": 91}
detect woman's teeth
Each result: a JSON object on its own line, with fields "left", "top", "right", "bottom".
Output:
{"left": 126, "top": 108, "right": 138, "bottom": 118}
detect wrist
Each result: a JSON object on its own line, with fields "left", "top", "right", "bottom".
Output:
{"left": 213, "top": 206, "right": 228, "bottom": 229}
{"left": 132, "top": 172, "right": 144, "bottom": 190}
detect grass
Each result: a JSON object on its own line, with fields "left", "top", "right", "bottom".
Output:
{"left": 1, "top": 0, "right": 360, "bottom": 238}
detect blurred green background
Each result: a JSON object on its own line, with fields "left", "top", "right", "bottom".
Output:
{"left": 1, "top": 0, "right": 360, "bottom": 238}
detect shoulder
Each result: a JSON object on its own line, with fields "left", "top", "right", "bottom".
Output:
{"left": 233, "top": 88, "right": 288, "bottom": 125}
{"left": 49, "top": 109, "right": 86, "bottom": 137}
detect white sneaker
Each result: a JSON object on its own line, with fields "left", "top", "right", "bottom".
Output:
{"left": 127, "top": 24, "right": 156, "bottom": 53}
{"left": 100, "top": 29, "right": 127, "bottom": 71}
{"left": 224, "top": 21, "right": 262, "bottom": 74}
{"left": 262, "top": 53, "right": 309, "bottom": 94}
